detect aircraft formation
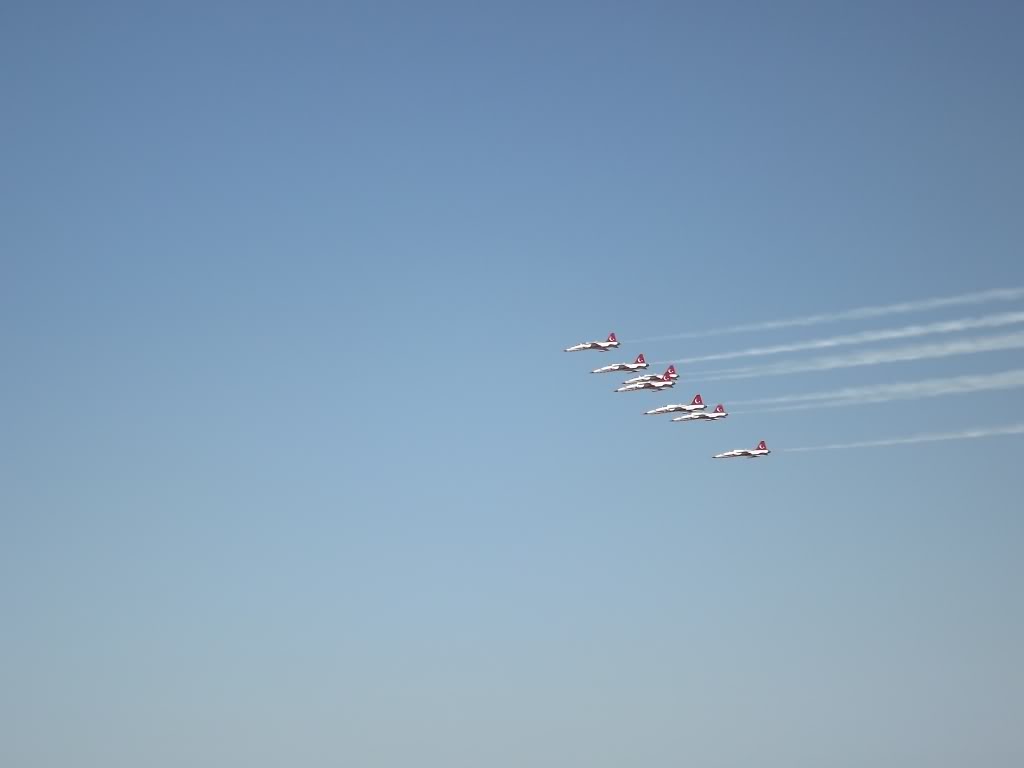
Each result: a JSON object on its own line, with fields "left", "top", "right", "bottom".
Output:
{"left": 564, "top": 331, "right": 770, "bottom": 459}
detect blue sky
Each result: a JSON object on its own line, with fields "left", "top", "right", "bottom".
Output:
{"left": 2, "top": 2, "right": 1023, "bottom": 766}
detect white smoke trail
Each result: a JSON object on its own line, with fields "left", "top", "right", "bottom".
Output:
{"left": 627, "top": 286, "right": 1024, "bottom": 343}
{"left": 783, "top": 423, "right": 1024, "bottom": 453}
{"left": 732, "top": 369, "right": 1024, "bottom": 414}
{"left": 691, "top": 331, "right": 1024, "bottom": 381}
{"left": 650, "top": 311, "right": 1024, "bottom": 366}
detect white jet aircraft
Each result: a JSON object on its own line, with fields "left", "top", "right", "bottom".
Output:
{"left": 591, "top": 353, "right": 648, "bottom": 374}
{"left": 712, "top": 440, "right": 770, "bottom": 459}
{"left": 644, "top": 394, "right": 705, "bottom": 416}
{"left": 564, "top": 332, "right": 620, "bottom": 352}
{"left": 616, "top": 372, "right": 676, "bottom": 393}
{"left": 673, "top": 404, "right": 728, "bottom": 422}
{"left": 622, "top": 364, "right": 677, "bottom": 385}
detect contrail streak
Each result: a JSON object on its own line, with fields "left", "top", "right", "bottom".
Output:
{"left": 651, "top": 311, "right": 1024, "bottom": 366}
{"left": 732, "top": 369, "right": 1024, "bottom": 414}
{"left": 783, "top": 423, "right": 1024, "bottom": 453}
{"left": 690, "top": 331, "right": 1024, "bottom": 381}
{"left": 627, "top": 286, "right": 1024, "bottom": 343}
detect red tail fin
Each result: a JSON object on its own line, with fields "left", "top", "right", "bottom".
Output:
{"left": 635, "top": 353, "right": 645, "bottom": 364}
{"left": 757, "top": 440, "right": 767, "bottom": 451}
{"left": 692, "top": 394, "right": 703, "bottom": 406}
{"left": 607, "top": 332, "right": 617, "bottom": 342}
{"left": 714, "top": 404, "right": 725, "bottom": 413}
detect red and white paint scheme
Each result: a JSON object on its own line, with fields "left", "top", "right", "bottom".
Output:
{"left": 616, "top": 372, "right": 676, "bottom": 393}
{"left": 591, "top": 354, "right": 648, "bottom": 374}
{"left": 644, "top": 394, "right": 705, "bottom": 416}
{"left": 673, "top": 404, "right": 728, "bottom": 422}
{"left": 622, "top": 364, "right": 678, "bottom": 385}
{"left": 712, "top": 440, "right": 770, "bottom": 459}
{"left": 564, "top": 332, "right": 620, "bottom": 352}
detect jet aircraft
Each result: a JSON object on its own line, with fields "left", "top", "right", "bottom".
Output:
{"left": 564, "top": 332, "right": 620, "bottom": 352}
{"left": 622, "top": 364, "right": 677, "bottom": 385}
{"left": 673, "top": 404, "right": 728, "bottom": 422}
{"left": 591, "top": 354, "right": 648, "bottom": 374}
{"left": 644, "top": 394, "right": 705, "bottom": 415}
{"left": 616, "top": 373, "right": 676, "bottom": 393}
{"left": 712, "top": 440, "right": 770, "bottom": 459}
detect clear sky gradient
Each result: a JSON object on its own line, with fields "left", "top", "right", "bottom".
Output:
{"left": 2, "top": 2, "right": 1023, "bottom": 766}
